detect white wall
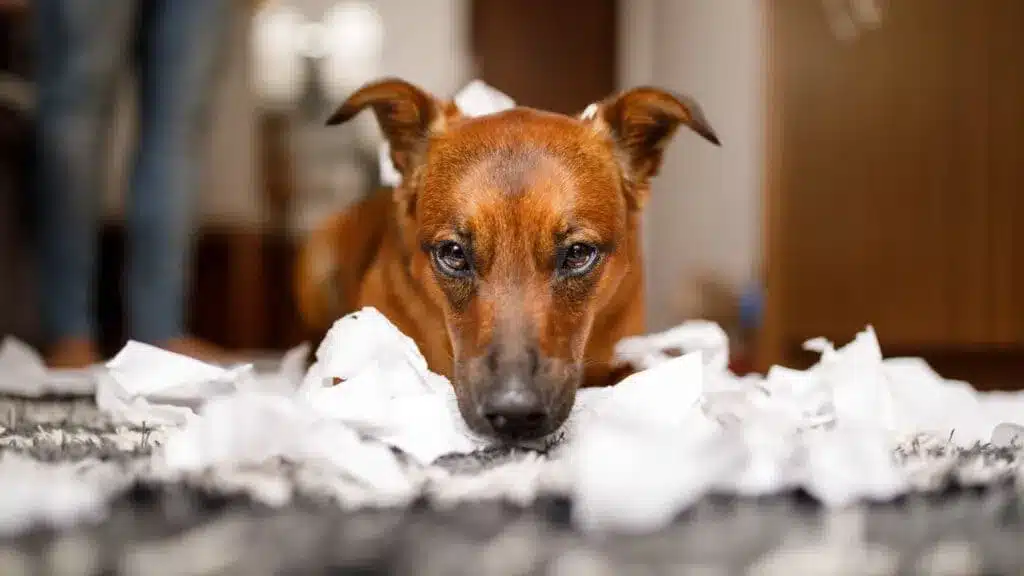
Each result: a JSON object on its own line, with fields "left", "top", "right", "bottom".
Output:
{"left": 374, "top": 0, "right": 471, "bottom": 96}
{"left": 619, "top": 0, "right": 766, "bottom": 331}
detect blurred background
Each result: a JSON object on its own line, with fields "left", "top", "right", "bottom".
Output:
{"left": 0, "top": 0, "right": 1021, "bottom": 387}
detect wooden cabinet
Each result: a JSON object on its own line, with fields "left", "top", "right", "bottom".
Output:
{"left": 762, "top": 0, "right": 1024, "bottom": 384}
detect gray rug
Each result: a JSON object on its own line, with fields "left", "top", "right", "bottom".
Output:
{"left": 2, "top": 395, "right": 1024, "bottom": 575}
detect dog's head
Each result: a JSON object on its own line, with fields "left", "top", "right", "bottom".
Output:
{"left": 328, "top": 78, "right": 719, "bottom": 441}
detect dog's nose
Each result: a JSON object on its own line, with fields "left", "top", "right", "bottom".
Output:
{"left": 481, "top": 385, "right": 549, "bottom": 440}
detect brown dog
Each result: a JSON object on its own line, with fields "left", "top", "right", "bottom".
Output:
{"left": 296, "top": 78, "right": 719, "bottom": 441}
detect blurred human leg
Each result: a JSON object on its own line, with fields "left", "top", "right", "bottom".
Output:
{"left": 35, "top": 0, "right": 136, "bottom": 366}
{"left": 127, "top": 0, "right": 231, "bottom": 355}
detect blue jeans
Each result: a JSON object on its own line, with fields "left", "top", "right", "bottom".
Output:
{"left": 35, "top": 0, "right": 230, "bottom": 345}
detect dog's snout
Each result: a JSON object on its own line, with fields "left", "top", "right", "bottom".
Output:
{"left": 486, "top": 343, "right": 539, "bottom": 376}
{"left": 481, "top": 384, "right": 549, "bottom": 440}
{"left": 465, "top": 337, "right": 566, "bottom": 441}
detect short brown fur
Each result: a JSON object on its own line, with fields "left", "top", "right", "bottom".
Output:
{"left": 297, "top": 78, "right": 719, "bottom": 440}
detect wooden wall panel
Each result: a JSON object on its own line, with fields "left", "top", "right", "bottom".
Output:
{"left": 942, "top": 1, "right": 992, "bottom": 345}
{"left": 766, "top": 0, "right": 1024, "bottom": 364}
{"left": 988, "top": 0, "right": 1024, "bottom": 346}
{"left": 471, "top": 0, "right": 616, "bottom": 115}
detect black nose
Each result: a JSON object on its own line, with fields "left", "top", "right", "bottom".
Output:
{"left": 481, "top": 386, "right": 549, "bottom": 440}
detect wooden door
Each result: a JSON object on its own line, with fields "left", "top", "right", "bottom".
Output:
{"left": 762, "top": 0, "right": 1024, "bottom": 383}
{"left": 988, "top": 0, "right": 1024, "bottom": 348}
{"left": 471, "top": 0, "right": 617, "bottom": 115}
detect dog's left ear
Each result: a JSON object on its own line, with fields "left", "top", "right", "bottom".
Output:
{"left": 587, "top": 87, "right": 719, "bottom": 206}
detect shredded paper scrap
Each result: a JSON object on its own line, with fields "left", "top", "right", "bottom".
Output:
{"left": 2, "top": 306, "right": 1022, "bottom": 535}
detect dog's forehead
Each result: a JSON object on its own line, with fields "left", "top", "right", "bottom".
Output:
{"left": 421, "top": 109, "right": 622, "bottom": 219}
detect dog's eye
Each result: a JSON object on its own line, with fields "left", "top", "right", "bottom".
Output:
{"left": 560, "top": 243, "right": 599, "bottom": 276}
{"left": 433, "top": 241, "right": 471, "bottom": 277}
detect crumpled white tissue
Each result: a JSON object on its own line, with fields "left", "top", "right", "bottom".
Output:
{"left": 299, "top": 307, "right": 482, "bottom": 464}
{"left": 613, "top": 320, "right": 729, "bottom": 372}
{"left": 568, "top": 323, "right": 1024, "bottom": 532}
{"left": 0, "top": 336, "right": 97, "bottom": 397}
{"left": 0, "top": 455, "right": 110, "bottom": 536}
{"left": 156, "top": 392, "right": 418, "bottom": 507}
{"left": 579, "top": 351, "right": 706, "bottom": 430}
{"left": 800, "top": 424, "right": 909, "bottom": 507}
{"left": 96, "top": 341, "right": 309, "bottom": 427}
{"left": 991, "top": 423, "right": 1024, "bottom": 448}
{"left": 805, "top": 329, "right": 894, "bottom": 428}
{"left": 96, "top": 342, "right": 247, "bottom": 427}
{"left": 28, "top": 303, "right": 1022, "bottom": 535}
{"left": 453, "top": 79, "right": 516, "bottom": 117}
{"left": 129, "top": 307, "right": 474, "bottom": 506}
{"left": 882, "top": 357, "right": 992, "bottom": 444}
{"left": 568, "top": 353, "right": 728, "bottom": 532}
{"left": 571, "top": 412, "right": 739, "bottom": 533}
{"left": 379, "top": 80, "right": 516, "bottom": 186}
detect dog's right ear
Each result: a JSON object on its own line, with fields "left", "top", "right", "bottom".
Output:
{"left": 327, "top": 78, "right": 455, "bottom": 182}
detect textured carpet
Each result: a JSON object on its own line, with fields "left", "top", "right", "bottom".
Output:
{"left": 2, "top": 395, "right": 1024, "bottom": 575}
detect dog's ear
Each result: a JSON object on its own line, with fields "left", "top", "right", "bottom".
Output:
{"left": 327, "top": 78, "right": 454, "bottom": 180}
{"left": 587, "top": 87, "right": 719, "bottom": 205}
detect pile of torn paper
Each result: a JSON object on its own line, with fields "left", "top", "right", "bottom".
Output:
{"left": 1, "top": 307, "right": 1023, "bottom": 535}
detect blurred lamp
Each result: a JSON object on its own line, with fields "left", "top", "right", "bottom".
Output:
{"left": 252, "top": 3, "right": 304, "bottom": 108}
{"left": 251, "top": 1, "right": 384, "bottom": 110}
{"left": 320, "top": 2, "right": 384, "bottom": 103}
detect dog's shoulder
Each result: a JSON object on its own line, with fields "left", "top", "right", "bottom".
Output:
{"left": 294, "top": 189, "right": 395, "bottom": 334}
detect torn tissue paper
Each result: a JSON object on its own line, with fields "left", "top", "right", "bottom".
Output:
{"left": 299, "top": 307, "right": 482, "bottom": 464}
{"left": 0, "top": 336, "right": 98, "bottom": 397}
{"left": 156, "top": 392, "right": 418, "bottom": 507}
{"left": 97, "top": 342, "right": 247, "bottom": 427}
{"left": 613, "top": 320, "right": 729, "bottom": 372}
{"left": 97, "top": 340, "right": 309, "bottom": 427}
{"left": 7, "top": 302, "right": 1023, "bottom": 535}
{"left": 291, "top": 310, "right": 1022, "bottom": 532}
{"left": 568, "top": 323, "right": 1024, "bottom": 531}
{"left": 0, "top": 455, "right": 111, "bottom": 537}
